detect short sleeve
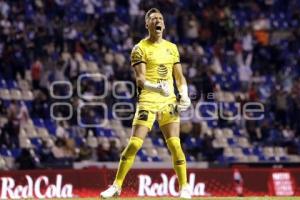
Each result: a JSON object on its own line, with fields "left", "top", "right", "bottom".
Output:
{"left": 131, "top": 45, "right": 146, "bottom": 67}
{"left": 173, "top": 44, "right": 180, "bottom": 64}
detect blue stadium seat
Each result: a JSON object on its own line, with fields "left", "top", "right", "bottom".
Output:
{"left": 0, "top": 148, "right": 11, "bottom": 157}
{"left": 140, "top": 156, "right": 152, "bottom": 162}
{"left": 6, "top": 80, "right": 18, "bottom": 89}
{"left": 137, "top": 149, "right": 147, "bottom": 157}
{"left": 152, "top": 137, "right": 165, "bottom": 147}
{"left": 33, "top": 118, "right": 45, "bottom": 127}
{"left": 11, "top": 148, "right": 21, "bottom": 158}
{"left": 242, "top": 148, "right": 252, "bottom": 156}
{"left": 184, "top": 136, "right": 198, "bottom": 150}
{"left": 227, "top": 138, "right": 236, "bottom": 146}
{"left": 75, "top": 137, "right": 85, "bottom": 146}
{"left": 31, "top": 138, "right": 43, "bottom": 149}
{"left": 152, "top": 156, "right": 162, "bottom": 162}
{"left": 44, "top": 120, "right": 57, "bottom": 135}
{"left": 0, "top": 79, "right": 6, "bottom": 88}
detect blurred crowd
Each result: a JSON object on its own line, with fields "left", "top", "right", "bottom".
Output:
{"left": 1, "top": 0, "right": 300, "bottom": 169}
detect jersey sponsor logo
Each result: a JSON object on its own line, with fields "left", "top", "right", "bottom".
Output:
{"left": 138, "top": 110, "right": 149, "bottom": 121}
{"left": 157, "top": 64, "right": 168, "bottom": 77}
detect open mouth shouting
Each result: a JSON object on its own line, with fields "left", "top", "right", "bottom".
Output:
{"left": 155, "top": 24, "right": 163, "bottom": 33}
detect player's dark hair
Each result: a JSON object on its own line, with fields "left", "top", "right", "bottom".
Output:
{"left": 145, "top": 8, "right": 161, "bottom": 22}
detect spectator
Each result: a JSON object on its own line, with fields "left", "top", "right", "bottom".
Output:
{"left": 31, "top": 59, "right": 42, "bottom": 90}
{"left": 16, "top": 149, "right": 37, "bottom": 170}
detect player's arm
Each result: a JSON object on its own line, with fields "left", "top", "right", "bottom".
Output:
{"left": 173, "top": 63, "right": 191, "bottom": 111}
{"left": 131, "top": 44, "right": 169, "bottom": 96}
{"left": 133, "top": 62, "right": 169, "bottom": 96}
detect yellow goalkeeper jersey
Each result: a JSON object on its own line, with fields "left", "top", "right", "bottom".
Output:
{"left": 131, "top": 38, "right": 180, "bottom": 103}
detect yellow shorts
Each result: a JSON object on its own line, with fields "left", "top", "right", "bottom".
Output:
{"left": 132, "top": 101, "right": 180, "bottom": 130}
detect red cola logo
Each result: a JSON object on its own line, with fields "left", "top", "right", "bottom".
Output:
{"left": 138, "top": 173, "right": 206, "bottom": 196}
{"left": 0, "top": 174, "right": 73, "bottom": 199}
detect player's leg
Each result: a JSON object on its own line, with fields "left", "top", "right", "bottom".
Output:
{"left": 160, "top": 123, "right": 191, "bottom": 199}
{"left": 160, "top": 122, "right": 188, "bottom": 188}
{"left": 113, "top": 125, "right": 148, "bottom": 187}
{"left": 100, "top": 125, "right": 148, "bottom": 198}
{"left": 101, "top": 104, "right": 155, "bottom": 198}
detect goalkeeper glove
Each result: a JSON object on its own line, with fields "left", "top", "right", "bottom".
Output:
{"left": 144, "top": 80, "right": 170, "bottom": 97}
{"left": 177, "top": 85, "right": 191, "bottom": 111}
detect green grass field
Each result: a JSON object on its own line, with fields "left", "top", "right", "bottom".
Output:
{"left": 47, "top": 197, "right": 300, "bottom": 200}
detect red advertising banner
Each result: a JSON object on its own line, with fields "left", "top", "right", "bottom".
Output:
{"left": 0, "top": 168, "right": 299, "bottom": 199}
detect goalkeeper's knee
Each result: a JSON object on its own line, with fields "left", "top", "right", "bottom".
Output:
{"left": 166, "top": 137, "right": 186, "bottom": 165}
{"left": 121, "top": 136, "right": 143, "bottom": 161}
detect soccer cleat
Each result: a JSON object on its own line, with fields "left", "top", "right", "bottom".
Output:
{"left": 179, "top": 184, "right": 192, "bottom": 199}
{"left": 100, "top": 184, "right": 121, "bottom": 199}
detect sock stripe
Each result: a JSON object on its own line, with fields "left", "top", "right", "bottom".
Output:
{"left": 175, "top": 159, "right": 186, "bottom": 165}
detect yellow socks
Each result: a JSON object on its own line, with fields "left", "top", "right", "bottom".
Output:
{"left": 114, "top": 136, "right": 143, "bottom": 187}
{"left": 113, "top": 136, "right": 187, "bottom": 189}
{"left": 166, "top": 137, "right": 188, "bottom": 189}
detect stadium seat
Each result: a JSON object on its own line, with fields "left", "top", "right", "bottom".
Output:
{"left": 26, "top": 127, "right": 38, "bottom": 138}
{"left": 213, "top": 128, "right": 223, "bottom": 139}
{"left": 3, "top": 157, "right": 14, "bottom": 169}
{"left": 11, "top": 148, "right": 21, "bottom": 158}
{"left": 87, "top": 136, "right": 98, "bottom": 148}
{"left": 140, "top": 156, "right": 152, "bottom": 162}
{"left": 185, "top": 136, "right": 198, "bottom": 149}
{"left": 0, "top": 0, "right": 299, "bottom": 169}
{"left": 237, "top": 137, "right": 250, "bottom": 148}
{"left": 160, "top": 154, "right": 172, "bottom": 162}
{"left": 0, "top": 79, "right": 7, "bottom": 88}
{"left": 223, "top": 128, "right": 233, "bottom": 138}
{"left": 0, "top": 156, "right": 6, "bottom": 170}
{"left": 223, "top": 92, "right": 235, "bottom": 102}
{"left": 6, "top": 80, "right": 18, "bottom": 89}
{"left": 0, "top": 148, "right": 12, "bottom": 157}
{"left": 224, "top": 147, "right": 234, "bottom": 157}
{"left": 22, "top": 90, "right": 34, "bottom": 101}
{"left": 0, "top": 117, "right": 8, "bottom": 127}
{"left": 152, "top": 156, "right": 162, "bottom": 162}
{"left": 18, "top": 80, "right": 30, "bottom": 91}
{"left": 152, "top": 137, "right": 165, "bottom": 147}
{"left": 19, "top": 138, "right": 32, "bottom": 149}
{"left": 263, "top": 147, "right": 275, "bottom": 158}
{"left": 186, "top": 155, "right": 196, "bottom": 162}
{"left": 242, "top": 147, "right": 252, "bottom": 155}
{"left": 86, "top": 61, "right": 99, "bottom": 73}
{"left": 227, "top": 138, "right": 236, "bottom": 146}
{"left": 232, "top": 148, "right": 243, "bottom": 156}
{"left": 288, "top": 155, "right": 300, "bottom": 162}
{"left": 10, "top": 89, "right": 22, "bottom": 100}
{"left": 33, "top": 118, "right": 45, "bottom": 127}
{"left": 0, "top": 89, "right": 11, "bottom": 100}
{"left": 37, "top": 127, "right": 49, "bottom": 139}
{"left": 144, "top": 138, "right": 153, "bottom": 148}
{"left": 157, "top": 147, "right": 169, "bottom": 156}
{"left": 216, "top": 137, "right": 229, "bottom": 148}
{"left": 274, "top": 147, "right": 287, "bottom": 157}
{"left": 236, "top": 155, "right": 248, "bottom": 162}
{"left": 30, "top": 138, "right": 43, "bottom": 149}
{"left": 145, "top": 148, "right": 158, "bottom": 157}
{"left": 248, "top": 155, "right": 259, "bottom": 162}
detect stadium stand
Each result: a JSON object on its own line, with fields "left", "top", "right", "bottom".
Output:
{"left": 0, "top": 0, "right": 300, "bottom": 170}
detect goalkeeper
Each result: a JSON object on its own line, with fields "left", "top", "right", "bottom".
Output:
{"left": 101, "top": 8, "right": 192, "bottom": 199}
